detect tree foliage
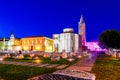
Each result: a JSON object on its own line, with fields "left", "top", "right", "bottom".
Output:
{"left": 98, "top": 30, "right": 120, "bottom": 49}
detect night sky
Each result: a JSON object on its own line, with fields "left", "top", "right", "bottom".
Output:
{"left": 0, "top": 0, "right": 120, "bottom": 41}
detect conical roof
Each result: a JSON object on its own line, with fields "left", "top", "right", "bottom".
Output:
{"left": 80, "top": 15, "right": 85, "bottom": 23}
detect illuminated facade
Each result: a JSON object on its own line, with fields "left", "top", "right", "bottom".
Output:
{"left": 53, "top": 28, "right": 79, "bottom": 52}
{"left": 86, "top": 42, "right": 102, "bottom": 51}
{"left": 21, "top": 36, "right": 54, "bottom": 52}
{"left": 0, "top": 33, "right": 21, "bottom": 51}
{"left": 0, "top": 38, "right": 9, "bottom": 50}
{"left": 0, "top": 33, "right": 54, "bottom": 52}
{"left": 8, "top": 33, "right": 21, "bottom": 51}
{"left": 78, "top": 15, "right": 86, "bottom": 46}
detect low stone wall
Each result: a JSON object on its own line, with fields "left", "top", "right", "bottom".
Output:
{"left": 53, "top": 70, "right": 95, "bottom": 80}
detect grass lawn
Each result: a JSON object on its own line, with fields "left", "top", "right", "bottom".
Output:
{"left": 92, "top": 53, "right": 120, "bottom": 80}
{"left": 0, "top": 64, "right": 56, "bottom": 80}
{"left": 5, "top": 57, "right": 35, "bottom": 63}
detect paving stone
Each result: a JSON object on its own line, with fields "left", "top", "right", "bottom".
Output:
{"left": 66, "top": 53, "right": 97, "bottom": 71}
{"left": 37, "top": 64, "right": 50, "bottom": 67}
{"left": 56, "top": 65, "right": 68, "bottom": 69}
{"left": 46, "top": 64, "right": 59, "bottom": 68}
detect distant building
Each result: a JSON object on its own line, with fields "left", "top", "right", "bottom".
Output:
{"left": 53, "top": 28, "right": 79, "bottom": 52}
{"left": 0, "top": 33, "right": 54, "bottom": 52}
{"left": 0, "top": 38, "right": 9, "bottom": 50}
{"left": 8, "top": 33, "right": 21, "bottom": 51}
{"left": 78, "top": 15, "right": 86, "bottom": 46}
{"left": 0, "top": 33, "right": 21, "bottom": 51}
{"left": 21, "top": 36, "right": 54, "bottom": 52}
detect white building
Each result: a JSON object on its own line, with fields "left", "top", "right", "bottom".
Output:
{"left": 8, "top": 33, "right": 14, "bottom": 50}
{"left": 53, "top": 28, "right": 79, "bottom": 52}
{"left": 8, "top": 33, "right": 21, "bottom": 51}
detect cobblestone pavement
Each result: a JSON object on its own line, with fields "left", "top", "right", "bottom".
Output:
{"left": 66, "top": 53, "right": 98, "bottom": 72}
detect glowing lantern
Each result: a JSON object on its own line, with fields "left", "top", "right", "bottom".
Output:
{"left": 0, "top": 57, "right": 3, "bottom": 61}
{"left": 35, "top": 59, "right": 42, "bottom": 63}
{"left": 78, "top": 55, "right": 82, "bottom": 59}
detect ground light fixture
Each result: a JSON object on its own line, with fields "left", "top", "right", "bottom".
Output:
{"left": 0, "top": 57, "right": 3, "bottom": 61}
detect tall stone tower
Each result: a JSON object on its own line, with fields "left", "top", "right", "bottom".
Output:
{"left": 78, "top": 15, "right": 86, "bottom": 47}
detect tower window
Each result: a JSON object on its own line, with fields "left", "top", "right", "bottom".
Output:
{"left": 80, "top": 26, "right": 84, "bottom": 30}
{"left": 80, "top": 32, "right": 84, "bottom": 35}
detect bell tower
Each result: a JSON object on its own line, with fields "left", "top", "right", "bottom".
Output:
{"left": 78, "top": 15, "right": 86, "bottom": 46}
{"left": 9, "top": 32, "right": 15, "bottom": 46}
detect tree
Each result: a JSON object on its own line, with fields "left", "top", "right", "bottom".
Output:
{"left": 98, "top": 30, "right": 120, "bottom": 49}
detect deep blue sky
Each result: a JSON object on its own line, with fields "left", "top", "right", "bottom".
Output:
{"left": 0, "top": 0, "right": 120, "bottom": 41}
